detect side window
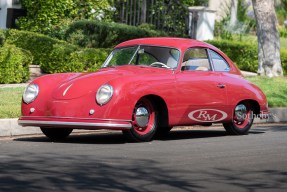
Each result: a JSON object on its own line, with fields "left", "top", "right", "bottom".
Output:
{"left": 182, "top": 48, "right": 211, "bottom": 71}
{"left": 209, "top": 50, "right": 230, "bottom": 72}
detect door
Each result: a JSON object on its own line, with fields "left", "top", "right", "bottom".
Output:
{"left": 175, "top": 48, "right": 228, "bottom": 125}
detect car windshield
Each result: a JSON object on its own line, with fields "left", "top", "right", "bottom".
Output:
{"left": 102, "top": 45, "right": 180, "bottom": 69}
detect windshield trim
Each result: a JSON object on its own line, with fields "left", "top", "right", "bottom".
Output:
{"left": 128, "top": 45, "right": 140, "bottom": 64}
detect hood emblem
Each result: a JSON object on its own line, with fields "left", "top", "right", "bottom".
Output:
{"left": 63, "top": 84, "right": 73, "bottom": 96}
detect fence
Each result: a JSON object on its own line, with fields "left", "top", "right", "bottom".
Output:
{"left": 114, "top": 0, "right": 189, "bottom": 36}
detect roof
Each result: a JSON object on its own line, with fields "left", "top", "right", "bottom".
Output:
{"left": 115, "top": 37, "right": 218, "bottom": 51}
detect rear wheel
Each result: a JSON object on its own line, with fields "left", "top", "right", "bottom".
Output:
{"left": 40, "top": 127, "right": 73, "bottom": 141}
{"left": 123, "top": 98, "right": 157, "bottom": 142}
{"left": 223, "top": 102, "right": 254, "bottom": 135}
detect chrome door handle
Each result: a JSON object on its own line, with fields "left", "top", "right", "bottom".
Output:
{"left": 217, "top": 83, "right": 225, "bottom": 88}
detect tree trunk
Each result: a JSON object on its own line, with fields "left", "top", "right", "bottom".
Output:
{"left": 141, "top": 0, "right": 147, "bottom": 24}
{"left": 252, "top": 0, "right": 283, "bottom": 77}
{"left": 230, "top": 0, "right": 238, "bottom": 26}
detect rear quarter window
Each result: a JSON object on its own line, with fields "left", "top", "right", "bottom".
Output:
{"left": 209, "top": 50, "right": 230, "bottom": 72}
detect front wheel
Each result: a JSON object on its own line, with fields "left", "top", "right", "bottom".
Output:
{"left": 223, "top": 102, "right": 254, "bottom": 135}
{"left": 40, "top": 127, "right": 73, "bottom": 141}
{"left": 123, "top": 98, "right": 157, "bottom": 142}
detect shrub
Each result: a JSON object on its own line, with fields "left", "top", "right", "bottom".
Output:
{"left": 19, "top": 0, "right": 114, "bottom": 34}
{"left": 18, "top": 0, "right": 75, "bottom": 34}
{"left": 64, "top": 20, "right": 167, "bottom": 48}
{"left": 0, "top": 44, "right": 32, "bottom": 83}
{"left": 208, "top": 40, "right": 257, "bottom": 72}
{"left": 280, "top": 49, "right": 287, "bottom": 75}
{"left": 4, "top": 29, "right": 113, "bottom": 74}
{"left": 40, "top": 44, "right": 83, "bottom": 74}
{"left": 208, "top": 40, "right": 287, "bottom": 75}
{"left": 5, "top": 29, "right": 78, "bottom": 66}
{"left": 41, "top": 47, "right": 112, "bottom": 74}
{"left": 70, "top": 48, "right": 111, "bottom": 72}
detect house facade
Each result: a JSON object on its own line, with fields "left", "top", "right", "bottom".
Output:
{"left": 0, "top": 0, "right": 22, "bottom": 29}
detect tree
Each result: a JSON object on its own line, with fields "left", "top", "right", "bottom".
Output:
{"left": 18, "top": 0, "right": 75, "bottom": 34}
{"left": 18, "top": 0, "right": 113, "bottom": 34}
{"left": 230, "top": 0, "right": 238, "bottom": 26}
{"left": 72, "top": 0, "right": 114, "bottom": 21}
{"left": 252, "top": 0, "right": 283, "bottom": 77}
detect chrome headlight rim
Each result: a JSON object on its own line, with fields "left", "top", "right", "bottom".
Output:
{"left": 96, "top": 84, "right": 113, "bottom": 105}
{"left": 23, "top": 84, "right": 39, "bottom": 104}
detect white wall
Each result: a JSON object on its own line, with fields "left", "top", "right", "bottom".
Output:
{"left": 196, "top": 11, "right": 216, "bottom": 41}
{"left": 209, "top": 0, "right": 231, "bottom": 21}
{"left": 188, "top": 7, "right": 216, "bottom": 41}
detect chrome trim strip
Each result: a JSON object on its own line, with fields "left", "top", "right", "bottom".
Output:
{"left": 18, "top": 120, "right": 132, "bottom": 129}
{"left": 20, "top": 116, "right": 131, "bottom": 122}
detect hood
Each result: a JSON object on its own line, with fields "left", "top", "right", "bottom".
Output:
{"left": 52, "top": 65, "right": 166, "bottom": 100}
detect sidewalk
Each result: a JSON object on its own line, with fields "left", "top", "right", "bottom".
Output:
{"left": 0, "top": 108, "right": 286, "bottom": 137}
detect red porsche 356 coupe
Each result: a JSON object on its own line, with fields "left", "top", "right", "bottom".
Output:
{"left": 18, "top": 38, "right": 268, "bottom": 142}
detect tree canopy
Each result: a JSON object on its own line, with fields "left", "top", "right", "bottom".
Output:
{"left": 18, "top": 0, "right": 113, "bottom": 34}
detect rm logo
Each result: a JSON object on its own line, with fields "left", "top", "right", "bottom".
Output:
{"left": 188, "top": 109, "right": 228, "bottom": 122}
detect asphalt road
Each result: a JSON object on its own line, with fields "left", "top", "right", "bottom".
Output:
{"left": 0, "top": 124, "right": 287, "bottom": 192}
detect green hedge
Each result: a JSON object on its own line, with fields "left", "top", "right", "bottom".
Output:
{"left": 39, "top": 43, "right": 83, "bottom": 73}
{"left": 41, "top": 46, "right": 111, "bottom": 74}
{"left": 5, "top": 29, "right": 78, "bottom": 67}
{"left": 280, "top": 49, "right": 287, "bottom": 75}
{"left": 70, "top": 48, "right": 112, "bottom": 72}
{"left": 0, "top": 44, "right": 32, "bottom": 83}
{"left": 3, "top": 29, "right": 111, "bottom": 74}
{"left": 63, "top": 20, "right": 167, "bottom": 48}
{"left": 279, "top": 27, "right": 287, "bottom": 38}
{"left": 207, "top": 40, "right": 287, "bottom": 75}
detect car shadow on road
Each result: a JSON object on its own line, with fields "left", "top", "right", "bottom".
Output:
{"left": 14, "top": 128, "right": 265, "bottom": 144}
{"left": 157, "top": 129, "right": 264, "bottom": 141}
{"left": 14, "top": 132, "right": 128, "bottom": 144}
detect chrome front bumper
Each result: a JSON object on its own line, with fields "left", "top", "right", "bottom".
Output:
{"left": 18, "top": 117, "right": 132, "bottom": 130}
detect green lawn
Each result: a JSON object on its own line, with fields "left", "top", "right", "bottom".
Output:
{"left": 281, "top": 37, "right": 287, "bottom": 49}
{"left": 0, "top": 77, "right": 286, "bottom": 118}
{"left": 0, "top": 87, "right": 24, "bottom": 118}
{"left": 247, "top": 76, "right": 287, "bottom": 107}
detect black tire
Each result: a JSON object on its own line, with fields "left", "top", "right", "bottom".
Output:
{"left": 123, "top": 98, "right": 157, "bottom": 142}
{"left": 40, "top": 127, "right": 73, "bottom": 141}
{"left": 223, "top": 102, "right": 254, "bottom": 135}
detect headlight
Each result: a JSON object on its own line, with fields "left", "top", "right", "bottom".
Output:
{"left": 96, "top": 84, "right": 113, "bottom": 105}
{"left": 23, "top": 84, "right": 39, "bottom": 104}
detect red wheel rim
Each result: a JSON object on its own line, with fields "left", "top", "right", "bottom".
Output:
{"left": 233, "top": 103, "right": 252, "bottom": 129}
{"left": 132, "top": 99, "right": 155, "bottom": 135}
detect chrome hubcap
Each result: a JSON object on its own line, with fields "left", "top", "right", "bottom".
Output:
{"left": 235, "top": 104, "right": 247, "bottom": 122}
{"left": 135, "top": 107, "right": 149, "bottom": 127}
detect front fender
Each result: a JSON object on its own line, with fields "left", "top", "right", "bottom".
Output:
{"left": 101, "top": 74, "right": 177, "bottom": 121}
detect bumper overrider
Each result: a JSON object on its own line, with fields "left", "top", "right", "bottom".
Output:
{"left": 18, "top": 117, "right": 132, "bottom": 130}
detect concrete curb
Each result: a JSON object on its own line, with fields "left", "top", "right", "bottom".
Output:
{"left": 254, "top": 108, "right": 287, "bottom": 123}
{"left": 0, "top": 108, "right": 286, "bottom": 138}
{"left": 0, "top": 119, "right": 41, "bottom": 137}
